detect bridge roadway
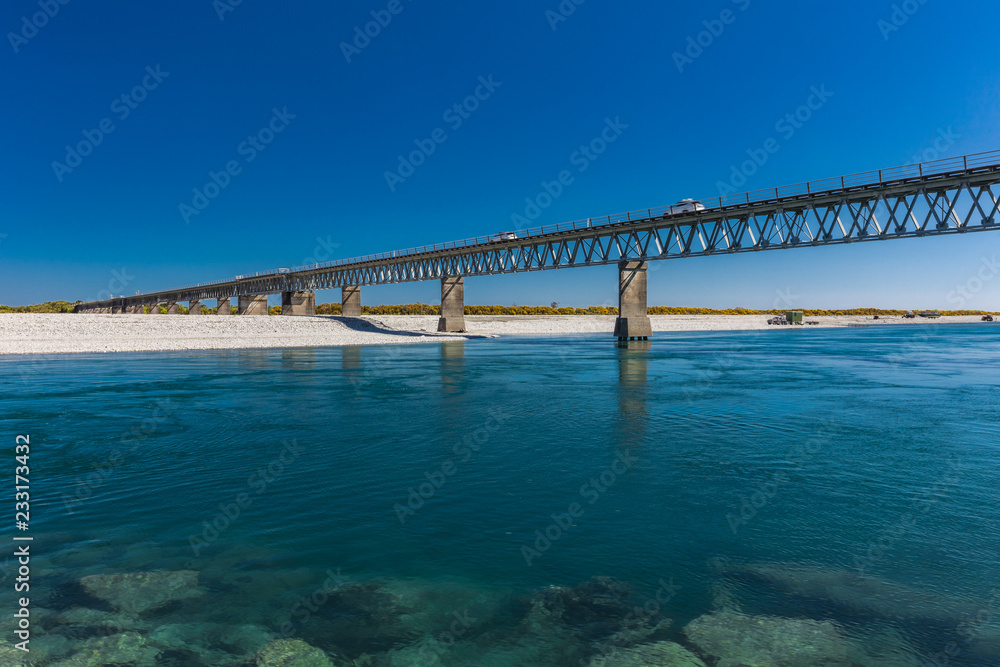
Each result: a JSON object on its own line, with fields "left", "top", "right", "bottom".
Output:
{"left": 76, "top": 150, "right": 1000, "bottom": 340}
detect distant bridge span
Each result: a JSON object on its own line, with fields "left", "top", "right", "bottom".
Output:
{"left": 77, "top": 150, "right": 1000, "bottom": 339}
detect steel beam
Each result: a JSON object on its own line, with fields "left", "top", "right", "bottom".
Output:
{"left": 74, "top": 153, "right": 1000, "bottom": 313}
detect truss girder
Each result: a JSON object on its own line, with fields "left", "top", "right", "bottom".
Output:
{"left": 80, "top": 173, "right": 1000, "bottom": 311}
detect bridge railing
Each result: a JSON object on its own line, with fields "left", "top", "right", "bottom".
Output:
{"left": 125, "top": 149, "right": 1000, "bottom": 300}
{"left": 291, "top": 149, "right": 999, "bottom": 272}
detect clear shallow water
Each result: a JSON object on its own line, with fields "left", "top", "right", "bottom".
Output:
{"left": 2, "top": 324, "right": 999, "bottom": 665}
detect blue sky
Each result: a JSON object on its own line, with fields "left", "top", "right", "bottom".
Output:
{"left": 3, "top": 0, "right": 1000, "bottom": 309}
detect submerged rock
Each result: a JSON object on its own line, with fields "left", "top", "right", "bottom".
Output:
{"left": 522, "top": 576, "right": 670, "bottom": 644}
{"left": 523, "top": 577, "right": 632, "bottom": 632}
{"left": 293, "top": 580, "right": 417, "bottom": 655}
{"left": 78, "top": 570, "right": 202, "bottom": 614}
{"left": 44, "top": 606, "right": 151, "bottom": 635}
{"left": 379, "top": 635, "right": 451, "bottom": 666}
{"left": 297, "top": 578, "right": 501, "bottom": 657}
{"left": 717, "top": 560, "right": 978, "bottom": 622}
{"left": 684, "top": 610, "right": 925, "bottom": 667}
{"left": 0, "top": 640, "right": 30, "bottom": 667}
{"left": 524, "top": 577, "right": 630, "bottom": 633}
{"left": 685, "top": 611, "right": 848, "bottom": 666}
{"left": 219, "top": 623, "right": 277, "bottom": 654}
{"left": 588, "top": 641, "right": 707, "bottom": 667}
{"left": 49, "top": 631, "right": 161, "bottom": 666}
{"left": 25, "top": 633, "right": 76, "bottom": 664}
{"left": 255, "top": 639, "right": 336, "bottom": 666}
{"left": 429, "top": 631, "right": 593, "bottom": 667}
{"left": 968, "top": 623, "right": 1000, "bottom": 661}
{"left": 148, "top": 622, "right": 274, "bottom": 664}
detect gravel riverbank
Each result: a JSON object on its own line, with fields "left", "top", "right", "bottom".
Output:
{"left": 0, "top": 313, "right": 990, "bottom": 355}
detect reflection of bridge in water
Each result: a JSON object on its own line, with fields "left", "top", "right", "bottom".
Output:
{"left": 616, "top": 341, "right": 649, "bottom": 449}
{"left": 76, "top": 151, "right": 1000, "bottom": 340}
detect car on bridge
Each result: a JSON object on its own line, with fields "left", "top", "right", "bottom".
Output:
{"left": 667, "top": 199, "right": 706, "bottom": 216}
{"left": 489, "top": 231, "right": 518, "bottom": 243}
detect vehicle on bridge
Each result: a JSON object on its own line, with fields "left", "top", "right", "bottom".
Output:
{"left": 489, "top": 231, "right": 518, "bottom": 243}
{"left": 667, "top": 199, "right": 706, "bottom": 216}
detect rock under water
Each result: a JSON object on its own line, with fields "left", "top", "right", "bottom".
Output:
{"left": 587, "top": 640, "right": 708, "bottom": 666}
{"left": 684, "top": 610, "right": 925, "bottom": 667}
{"left": 78, "top": 570, "right": 202, "bottom": 614}
{"left": 255, "top": 638, "right": 337, "bottom": 666}
{"left": 716, "top": 560, "right": 979, "bottom": 622}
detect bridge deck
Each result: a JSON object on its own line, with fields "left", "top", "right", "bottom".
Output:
{"left": 78, "top": 150, "right": 1000, "bottom": 310}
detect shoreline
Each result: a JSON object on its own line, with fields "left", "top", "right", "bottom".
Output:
{"left": 0, "top": 313, "right": 993, "bottom": 356}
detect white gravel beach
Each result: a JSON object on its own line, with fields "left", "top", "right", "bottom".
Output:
{"left": 0, "top": 313, "right": 991, "bottom": 355}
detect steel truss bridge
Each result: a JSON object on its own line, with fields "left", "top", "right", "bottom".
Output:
{"left": 78, "top": 150, "right": 1000, "bottom": 313}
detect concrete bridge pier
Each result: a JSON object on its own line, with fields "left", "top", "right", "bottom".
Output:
{"left": 148, "top": 303, "right": 160, "bottom": 315}
{"left": 217, "top": 297, "right": 231, "bottom": 315}
{"left": 189, "top": 300, "right": 202, "bottom": 315}
{"left": 238, "top": 294, "right": 268, "bottom": 315}
{"left": 166, "top": 302, "right": 179, "bottom": 315}
{"left": 438, "top": 276, "right": 466, "bottom": 332}
{"left": 112, "top": 305, "right": 123, "bottom": 314}
{"left": 342, "top": 286, "right": 361, "bottom": 317}
{"left": 613, "top": 261, "right": 652, "bottom": 341}
{"left": 282, "top": 290, "right": 315, "bottom": 316}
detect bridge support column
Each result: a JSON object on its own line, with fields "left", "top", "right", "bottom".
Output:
{"left": 238, "top": 295, "right": 268, "bottom": 315}
{"left": 216, "top": 297, "right": 231, "bottom": 315}
{"left": 148, "top": 303, "right": 160, "bottom": 315}
{"left": 189, "top": 300, "right": 202, "bottom": 315}
{"left": 438, "top": 276, "right": 466, "bottom": 332}
{"left": 166, "top": 302, "right": 179, "bottom": 315}
{"left": 112, "top": 305, "right": 123, "bottom": 314}
{"left": 282, "top": 290, "right": 315, "bottom": 316}
{"left": 342, "top": 286, "right": 361, "bottom": 317}
{"left": 613, "top": 261, "right": 652, "bottom": 341}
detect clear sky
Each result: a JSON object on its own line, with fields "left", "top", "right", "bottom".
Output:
{"left": 3, "top": 1, "right": 1000, "bottom": 309}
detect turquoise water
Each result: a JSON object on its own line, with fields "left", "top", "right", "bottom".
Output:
{"left": 2, "top": 325, "right": 999, "bottom": 665}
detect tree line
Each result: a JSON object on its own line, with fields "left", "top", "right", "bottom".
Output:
{"left": 3, "top": 301, "right": 997, "bottom": 316}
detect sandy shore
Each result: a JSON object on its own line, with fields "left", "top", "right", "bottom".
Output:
{"left": 0, "top": 313, "right": 990, "bottom": 355}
